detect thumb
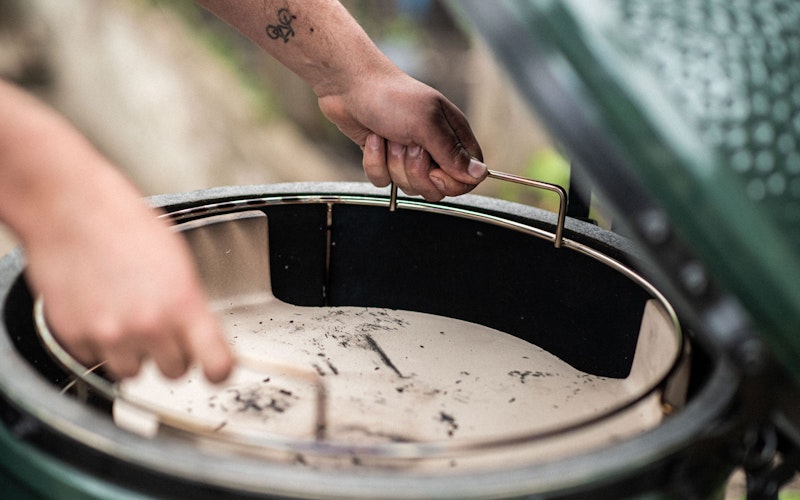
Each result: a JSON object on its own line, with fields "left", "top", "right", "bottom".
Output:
{"left": 419, "top": 100, "right": 486, "bottom": 184}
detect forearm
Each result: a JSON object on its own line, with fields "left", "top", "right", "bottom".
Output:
{"left": 0, "top": 80, "right": 145, "bottom": 249}
{"left": 194, "top": 0, "right": 396, "bottom": 97}
{"left": 0, "top": 80, "right": 233, "bottom": 382}
{"left": 195, "top": 1, "right": 487, "bottom": 199}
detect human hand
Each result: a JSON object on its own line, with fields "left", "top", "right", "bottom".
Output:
{"left": 317, "top": 69, "right": 487, "bottom": 202}
{"left": 193, "top": 1, "right": 485, "bottom": 200}
{"left": 24, "top": 185, "right": 234, "bottom": 383}
{"left": 0, "top": 78, "right": 233, "bottom": 383}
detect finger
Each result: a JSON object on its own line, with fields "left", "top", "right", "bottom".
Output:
{"left": 443, "top": 103, "right": 484, "bottom": 161}
{"left": 405, "top": 146, "right": 444, "bottom": 202}
{"left": 429, "top": 167, "right": 479, "bottom": 197}
{"left": 387, "top": 141, "right": 419, "bottom": 196}
{"left": 54, "top": 328, "right": 99, "bottom": 368}
{"left": 147, "top": 332, "right": 190, "bottom": 379}
{"left": 182, "top": 313, "right": 234, "bottom": 384}
{"left": 101, "top": 343, "right": 146, "bottom": 380}
{"left": 362, "top": 133, "right": 391, "bottom": 187}
{"left": 45, "top": 309, "right": 131, "bottom": 376}
{"left": 39, "top": 304, "right": 99, "bottom": 366}
{"left": 66, "top": 339, "right": 99, "bottom": 369}
{"left": 415, "top": 99, "right": 487, "bottom": 185}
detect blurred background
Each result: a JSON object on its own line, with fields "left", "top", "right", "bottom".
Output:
{"left": 0, "top": 0, "right": 573, "bottom": 253}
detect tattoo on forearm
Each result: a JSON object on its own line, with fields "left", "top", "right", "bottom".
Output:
{"left": 266, "top": 8, "right": 295, "bottom": 43}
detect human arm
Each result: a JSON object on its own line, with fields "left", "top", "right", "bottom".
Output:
{"left": 0, "top": 79, "right": 233, "bottom": 382}
{"left": 194, "top": 0, "right": 487, "bottom": 201}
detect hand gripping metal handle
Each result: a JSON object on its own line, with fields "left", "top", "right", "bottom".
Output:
{"left": 389, "top": 170, "right": 568, "bottom": 248}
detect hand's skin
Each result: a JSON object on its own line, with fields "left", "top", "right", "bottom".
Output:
{"left": 0, "top": 80, "right": 234, "bottom": 382}
{"left": 195, "top": 0, "right": 487, "bottom": 201}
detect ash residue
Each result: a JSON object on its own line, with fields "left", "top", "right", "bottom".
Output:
{"left": 363, "top": 333, "right": 410, "bottom": 378}
{"left": 438, "top": 411, "right": 459, "bottom": 437}
{"left": 310, "top": 308, "right": 410, "bottom": 336}
{"left": 311, "top": 352, "right": 340, "bottom": 377}
{"left": 508, "top": 370, "right": 555, "bottom": 384}
{"left": 306, "top": 308, "right": 413, "bottom": 379}
{"left": 209, "top": 380, "right": 299, "bottom": 419}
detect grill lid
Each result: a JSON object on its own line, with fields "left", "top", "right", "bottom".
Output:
{"left": 451, "top": 0, "right": 800, "bottom": 387}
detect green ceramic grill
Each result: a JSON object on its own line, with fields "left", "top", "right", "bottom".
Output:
{"left": 454, "top": 0, "right": 800, "bottom": 384}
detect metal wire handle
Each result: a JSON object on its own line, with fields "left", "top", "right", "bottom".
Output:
{"left": 389, "top": 169, "right": 568, "bottom": 247}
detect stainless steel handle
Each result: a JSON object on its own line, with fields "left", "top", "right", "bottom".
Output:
{"left": 389, "top": 170, "right": 568, "bottom": 248}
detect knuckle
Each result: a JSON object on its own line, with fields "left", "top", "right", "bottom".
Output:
{"left": 448, "top": 145, "right": 471, "bottom": 169}
{"left": 85, "top": 315, "right": 124, "bottom": 346}
{"left": 109, "top": 362, "right": 141, "bottom": 379}
{"left": 129, "top": 308, "right": 169, "bottom": 339}
{"left": 159, "top": 360, "right": 188, "bottom": 379}
{"left": 95, "top": 328, "right": 126, "bottom": 348}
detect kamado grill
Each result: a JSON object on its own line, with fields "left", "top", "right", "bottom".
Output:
{"left": 1, "top": 0, "right": 800, "bottom": 498}
{"left": 2, "top": 180, "right": 692, "bottom": 498}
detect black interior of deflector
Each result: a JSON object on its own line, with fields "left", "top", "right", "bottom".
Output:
{"left": 3, "top": 201, "right": 650, "bottom": 381}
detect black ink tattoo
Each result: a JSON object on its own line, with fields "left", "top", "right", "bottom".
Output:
{"left": 266, "top": 8, "right": 295, "bottom": 43}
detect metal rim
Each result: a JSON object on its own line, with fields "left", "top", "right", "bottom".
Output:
{"left": 0, "top": 185, "right": 719, "bottom": 499}
{"left": 33, "top": 192, "right": 683, "bottom": 462}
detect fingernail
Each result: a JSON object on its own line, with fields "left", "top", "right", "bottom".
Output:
{"left": 366, "top": 134, "right": 380, "bottom": 150}
{"left": 389, "top": 141, "right": 405, "bottom": 155}
{"left": 430, "top": 176, "right": 445, "bottom": 191}
{"left": 408, "top": 145, "right": 421, "bottom": 157}
{"left": 468, "top": 158, "right": 488, "bottom": 179}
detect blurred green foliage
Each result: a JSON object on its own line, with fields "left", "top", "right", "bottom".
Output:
{"left": 498, "top": 147, "right": 570, "bottom": 212}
